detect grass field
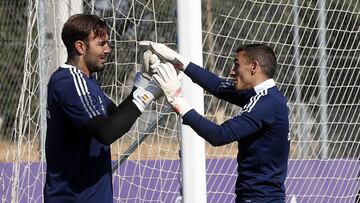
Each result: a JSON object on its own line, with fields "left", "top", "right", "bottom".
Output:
{"left": 0, "top": 137, "right": 299, "bottom": 162}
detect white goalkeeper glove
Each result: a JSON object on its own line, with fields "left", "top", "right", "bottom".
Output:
{"left": 132, "top": 51, "right": 163, "bottom": 112}
{"left": 142, "top": 50, "right": 161, "bottom": 75}
{"left": 153, "top": 62, "right": 192, "bottom": 116}
{"left": 134, "top": 49, "right": 161, "bottom": 85}
{"left": 132, "top": 77, "right": 163, "bottom": 112}
{"left": 139, "top": 41, "right": 190, "bottom": 71}
{"left": 132, "top": 86, "right": 154, "bottom": 112}
{"left": 134, "top": 49, "right": 161, "bottom": 88}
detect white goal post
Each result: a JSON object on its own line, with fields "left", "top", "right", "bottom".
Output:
{"left": 0, "top": 0, "right": 359, "bottom": 202}
{"left": 177, "top": 0, "right": 207, "bottom": 203}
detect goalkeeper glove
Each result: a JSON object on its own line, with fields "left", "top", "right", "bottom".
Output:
{"left": 133, "top": 49, "right": 161, "bottom": 89}
{"left": 153, "top": 62, "right": 192, "bottom": 116}
{"left": 132, "top": 51, "right": 163, "bottom": 112}
{"left": 139, "top": 41, "right": 190, "bottom": 71}
{"left": 132, "top": 77, "right": 162, "bottom": 112}
{"left": 132, "top": 86, "right": 154, "bottom": 113}
{"left": 143, "top": 50, "right": 161, "bottom": 75}
{"left": 134, "top": 48, "right": 163, "bottom": 97}
{"left": 133, "top": 71, "right": 149, "bottom": 89}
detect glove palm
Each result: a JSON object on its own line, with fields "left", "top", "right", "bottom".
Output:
{"left": 153, "top": 63, "right": 191, "bottom": 116}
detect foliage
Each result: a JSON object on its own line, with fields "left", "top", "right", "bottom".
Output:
{"left": 0, "top": 0, "right": 358, "bottom": 157}
{"left": 0, "top": 0, "right": 28, "bottom": 140}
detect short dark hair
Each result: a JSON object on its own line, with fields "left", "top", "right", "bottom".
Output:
{"left": 236, "top": 44, "right": 277, "bottom": 78}
{"left": 61, "top": 14, "right": 109, "bottom": 57}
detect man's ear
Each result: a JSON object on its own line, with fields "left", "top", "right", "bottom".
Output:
{"left": 251, "top": 60, "right": 260, "bottom": 75}
{"left": 74, "top": 40, "right": 86, "bottom": 55}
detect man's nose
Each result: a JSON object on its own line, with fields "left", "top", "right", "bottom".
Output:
{"left": 104, "top": 44, "right": 111, "bottom": 54}
{"left": 230, "top": 67, "right": 235, "bottom": 76}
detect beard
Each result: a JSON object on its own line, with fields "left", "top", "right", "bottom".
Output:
{"left": 88, "top": 62, "right": 105, "bottom": 73}
{"left": 85, "top": 55, "right": 106, "bottom": 73}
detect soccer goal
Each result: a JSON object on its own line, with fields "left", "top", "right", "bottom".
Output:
{"left": 0, "top": 0, "right": 359, "bottom": 202}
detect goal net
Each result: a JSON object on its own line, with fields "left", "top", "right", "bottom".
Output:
{"left": 0, "top": 0, "right": 359, "bottom": 202}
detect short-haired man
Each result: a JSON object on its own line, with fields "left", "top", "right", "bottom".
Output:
{"left": 145, "top": 42, "right": 290, "bottom": 203}
{"left": 44, "top": 14, "right": 160, "bottom": 203}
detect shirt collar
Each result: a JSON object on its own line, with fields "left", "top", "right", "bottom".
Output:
{"left": 253, "top": 78, "right": 275, "bottom": 94}
{"left": 60, "top": 64, "right": 94, "bottom": 79}
{"left": 60, "top": 64, "right": 74, "bottom": 69}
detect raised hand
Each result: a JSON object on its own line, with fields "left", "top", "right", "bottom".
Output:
{"left": 132, "top": 50, "right": 163, "bottom": 112}
{"left": 143, "top": 50, "right": 160, "bottom": 76}
{"left": 139, "top": 41, "right": 190, "bottom": 71}
{"left": 153, "top": 62, "right": 191, "bottom": 115}
{"left": 132, "top": 76, "right": 163, "bottom": 112}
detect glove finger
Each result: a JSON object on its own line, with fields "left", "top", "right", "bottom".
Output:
{"left": 150, "top": 42, "right": 176, "bottom": 62}
{"left": 160, "top": 63, "right": 171, "bottom": 81}
{"left": 142, "top": 50, "right": 152, "bottom": 73}
{"left": 149, "top": 54, "right": 159, "bottom": 64}
{"left": 157, "top": 63, "right": 170, "bottom": 82}
{"left": 153, "top": 74, "right": 166, "bottom": 88}
{"left": 149, "top": 63, "right": 159, "bottom": 74}
{"left": 162, "top": 63, "right": 179, "bottom": 85}
{"left": 149, "top": 54, "right": 160, "bottom": 74}
{"left": 166, "top": 62, "right": 177, "bottom": 78}
{"left": 139, "top": 41, "right": 152, "bottom": 51}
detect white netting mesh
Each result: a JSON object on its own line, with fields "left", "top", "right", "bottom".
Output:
{"left": 202, "top": 1, "right": 359, "bottom": 202}
{"left": 0, "top": 0, "right": 359, "bottom": 202}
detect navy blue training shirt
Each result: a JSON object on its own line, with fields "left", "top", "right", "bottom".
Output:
{"left": 183, "top": 63, "right": 290, "bottom": 202}
{"left": 44, "top": 64, "right": 114, "bottom": 203}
